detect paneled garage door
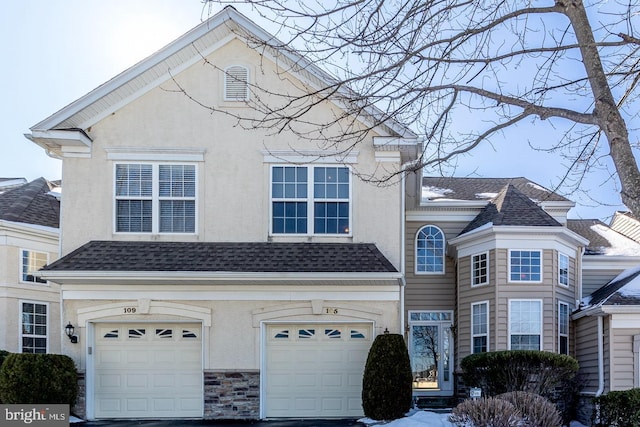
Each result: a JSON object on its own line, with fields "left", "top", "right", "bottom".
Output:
{"left": 265, "top": 323, "right": 373, "bottom": 418}
{"left": 94, "top": 323, "right": 202, "bottom": 418}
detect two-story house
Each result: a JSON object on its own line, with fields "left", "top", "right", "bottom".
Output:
{"left": 26, "top": 7, "right": 419, "bottom": 421}
{"left": 0, "top": 177, "right": 61, "bottom": 354}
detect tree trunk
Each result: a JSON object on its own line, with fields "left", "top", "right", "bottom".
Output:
{"left": 561, "top": 0, "right": 640, "bottom": 215}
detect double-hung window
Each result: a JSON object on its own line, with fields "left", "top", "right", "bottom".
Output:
{"left": 472, "top": 252, "right": 489, "bottom": 286}
{"left": 509, "top": 250, "right": 542, "bottom": 282}
{"left": 558, "top": 302, "right": 570, "bottom": 355}
{"left": 559, "top": 253, "right": 569, "bottom": 286}
{"left": 21, "top": 250, "right": 47, "bottom": 284}
{"left": 509, "top": 299, "right": 542, "bottom": 350}
{"left": 271, "top": 165, "right": 350, "bottom": 235}
{"left": 115, "top": 163, "right": 196, "bottom": 233}
{"left": 21, "top": 301, "right": 47, "bottom": 353}
{"left": 472, "top": 302, "right": 489, "bottom": 353}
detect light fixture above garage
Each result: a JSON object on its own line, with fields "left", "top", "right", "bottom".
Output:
{"left": 65, "top": 322, "right": 78, "bottom": 344}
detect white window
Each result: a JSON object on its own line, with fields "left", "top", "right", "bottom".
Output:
{"left": 415, "top": 225, "right": 445, "bottom": 274}
{"left": 224, "top": 65, "right": 249, "bottom": 101}
{"left": 472, "top": 252, "right": 489, "bottom": 286}
{"left": 509, "top": 250, "right": 542, "bottom": 282}
{"left": 21, "top": 250, "right": 48, "bottom": 284}
{"left": 558, "top": 301, "right": 570, "bottom": 355}
{"left": 271, "top": 165, "right": 351, "bottom": 235}
{"left": 509, "top": 299, "right": 542, "bottom": 350}
{"left": 20, "top": 301, "right": 48, "bottom": 353}
{"left": 472, "top": 302, "right": 489, "bottom": 353}
{"left": 115, "top": 163, "right": 196, "bottom": 233}
{"left": 559, "top": 253, "right": 569, "bottom": 287}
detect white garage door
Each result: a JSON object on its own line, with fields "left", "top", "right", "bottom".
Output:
{"left": 265, "top": 323, "right": 373, "bottom": 418}
{"left": 94, "top": 323, "right": 202, "bottom": 418}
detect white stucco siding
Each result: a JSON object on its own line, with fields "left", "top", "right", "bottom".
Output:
{"left": 62, "top": 294, "right": 399, "bottom": 371}
{"left": 59, "top": 38, "right": 403, "bottom": 268}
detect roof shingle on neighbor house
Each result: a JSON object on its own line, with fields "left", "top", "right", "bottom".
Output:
{"left": 421, "top": 176, "right": 571, "bottom": 203}
{"left": 567, "top": 219, "right": 640, "bottom": 256}
{"left": 0, "top": 177, "right": 60, "bottom": 228}
{"left": 459, "top": 184, "right": 562, "bottom": 235}
{"left": 42, "top": 241, "right": 398, "bottom": 273}
{"left": 580, "top": 266, "right": 640, "bottom": 308}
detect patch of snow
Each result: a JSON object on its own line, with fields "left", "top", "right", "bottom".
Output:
{"left": 360, "top": 410, "right": 588, "bottom": 427}
{"left": 475, "top": 192, "right": 498, "bottom": 199}
{"left": 360, "top": 410, "right": 454, "bottom": 427}
{"left": 69, "top": 415, "right": 84, "bottom": 423}
{"left": 422, "top": 186, "right": 454, "bottom": 200}
{"left": 528, "top": 182, "right": 551, "bottom": 192}
{"left": 590, "top": 223, "right": 640, "bottom": 256}
{"left": 615, "top": 266, "right": 640, "bottom": 298}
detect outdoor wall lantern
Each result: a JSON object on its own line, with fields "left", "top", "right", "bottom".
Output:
{"left": 65, "top": 322, "right": 78, "bottom": 344}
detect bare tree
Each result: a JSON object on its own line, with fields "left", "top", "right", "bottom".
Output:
{"left": 199, "top": 0, "right": 640, "bottom": 215}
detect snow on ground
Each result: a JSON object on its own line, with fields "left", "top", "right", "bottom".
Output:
{"left": 359, "top": 410, "right": 589, "bottom": 427}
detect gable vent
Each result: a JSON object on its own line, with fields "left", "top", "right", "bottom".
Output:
{"left": 224, "top": 65, "right": 249, "bottom": 101}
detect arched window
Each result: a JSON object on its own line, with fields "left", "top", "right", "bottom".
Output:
{"left": 415, "top": 225, "right": 445, "bottom": 274}
{"left": 224, "top": 65, "right": 249, "bottom": 101}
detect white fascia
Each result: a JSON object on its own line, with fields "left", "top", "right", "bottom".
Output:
{"left": 37, "top": 270, "right": 403, "bottom": 284}
{"left": 0, "top": 220, "right": 59, "bottom": 239}
{"left": 581, "top": 255, "right": 640, "bottom": 271}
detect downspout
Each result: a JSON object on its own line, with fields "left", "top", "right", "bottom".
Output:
{"left": 399, "top": 168, "right": 407, "bottom": 334}
{"left": 596, "top": 315, "right": 605, "bottom": 397}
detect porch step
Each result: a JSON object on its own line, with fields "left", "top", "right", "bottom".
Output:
{"left": 415, "top": 396, "right": 458, "bottom": 412}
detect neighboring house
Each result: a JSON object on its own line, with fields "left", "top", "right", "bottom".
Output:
{"left": 0, "top": 178, "right": 27, "bottom": 193}
{"left": 405, "top": 177, "right": 588, "bottom": 401}
{"left": 610, "top": 211, "right": 640, "bottom": 243}
{"left": 0, "top": 177, "right": 61, "bottom": 354}
{"left": 404, "top": 177, "right": 640, "bottom": 415}
{"left": 26, "top": 7, "right": 419, "bottom": 421}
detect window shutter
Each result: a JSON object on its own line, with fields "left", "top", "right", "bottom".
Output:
{"left": 224, "top": 65, "right": 249, "bottom": 101}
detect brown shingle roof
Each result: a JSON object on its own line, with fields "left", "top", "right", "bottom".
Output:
{"left": 459, "top": 184, "right": 561, "bottom": 235}
{"left": 0, "top": 178, "right": 60, "bottom": 228}
{"left": 42, "top": 241, "right": 398, "bottom": 273}
{"left": 422, "top": 177, "right": 570, "bottom": 203}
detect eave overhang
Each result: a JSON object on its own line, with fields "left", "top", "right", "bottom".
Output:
{"left": 25, "top": 129, "right": 92, "bottom": 158}
{"left": 37, "top": 270, "right": 403, "bottom": 286}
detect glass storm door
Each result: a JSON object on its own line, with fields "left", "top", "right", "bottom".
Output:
{"left": 409, "top": 311, "right": 453, "bottom": 392}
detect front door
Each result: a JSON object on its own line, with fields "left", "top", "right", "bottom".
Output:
{"left": 408, "top": 311, "right": 453, "bottom": 394}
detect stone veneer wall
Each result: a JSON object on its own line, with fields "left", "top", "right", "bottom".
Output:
{"left": 576, "top": 394, "right": 595, "bottom": 426}
{"left": 73, "top": 370, "right": 86, "bottom": 420}
{"left": 204, "top": 370, "right": 260, "bottom": 419}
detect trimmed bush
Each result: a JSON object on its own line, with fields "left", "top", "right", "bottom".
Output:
{"left": 362, "top": 333, "right": 412, "bottom": 420}
{"left": 592, "top": 388, "right": 640, "bottom": 427}
{"left": 0, "top": 353, "right": 78, "bottom": 405}
{"left": 449, "top": 397, "right": 522, "bottom": 427}
{"left": 497, "top": 391, "right": 562, "bottom": 427}
{"left": 461, "top": 350, "right": 579, "bottom": 397}
{"left": 0, "top": 350, "right": 10, "bottom": 369}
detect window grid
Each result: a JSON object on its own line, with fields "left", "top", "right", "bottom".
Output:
{"left": 21, "top": 302, "right": 47, "bottom": 354}
{"left": 21, "top": 250, "right": 47, "bottom": 284}
{"left": 115, "top": 163, "right": 196, "bottom": 234}
{"left": 472, "top": 302, "right": 489, "bottom": 353}
{"left": 559, "top": 253, "right": 569, "bottom": 287}
{"left": 510, "top": 250, "right": 542, "bottom": 282}
{"left": 416, "top": 225, "right": 445, "bottom": 274}
{"left": 472, "top": 252, "right": 489, "bottom": 286}
{"left": 509, "top": 300, "right": 542, "bottom": 351}
{"left": 271, "top": 165, "right": 351, "bottom": 235}
{"left": 559, "top": 302, "right": 570, "bottom": 355}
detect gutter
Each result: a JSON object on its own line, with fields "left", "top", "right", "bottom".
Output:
{"left": 400, "top": 167, "right": 407, "bottom": 335}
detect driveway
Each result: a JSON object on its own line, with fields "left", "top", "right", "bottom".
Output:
{"left": 81, "top": 419, "right": 366, "bottom": 427}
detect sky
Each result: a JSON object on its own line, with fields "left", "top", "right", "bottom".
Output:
{"left": 0, "top": 1, "right": 631, "bottom": 222}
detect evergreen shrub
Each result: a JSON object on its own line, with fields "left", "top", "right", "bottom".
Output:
{"left": 592, "top": 388, "right": 640, "bottom": 427}
{"left": 0, "top": 353, "right": 78, "bottom": 405}
{"left": 361, "top": 333, "right": 412, "bottom": 420}
{"left": 461, "top": 350, "right": 578, "bottom": 397}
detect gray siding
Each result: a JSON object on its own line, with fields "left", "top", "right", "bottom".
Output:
{"left": 575, "top": 316, "right": 600, "bottom": 393}
{"left": 611, "top": 328, "right": 640, "bottom": 391}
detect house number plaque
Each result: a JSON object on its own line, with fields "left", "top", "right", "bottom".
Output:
{"left": 123, "top": 307, "right": 137, "bottom": 314}
{"left": 324, "top": 308, "right": 339, "bottom": 314}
